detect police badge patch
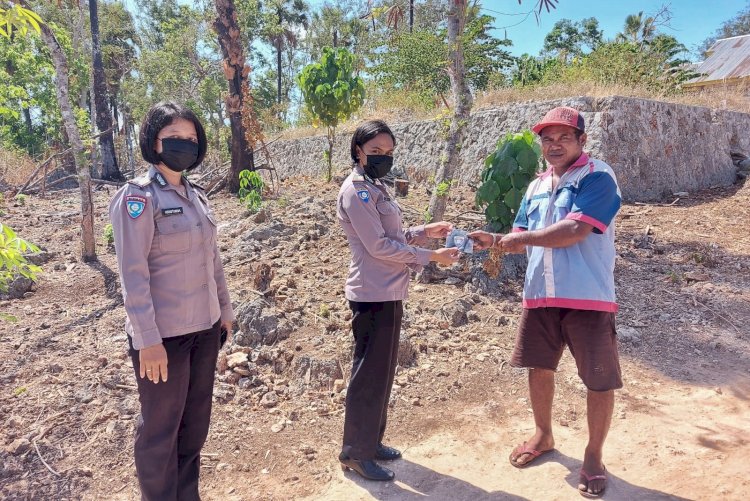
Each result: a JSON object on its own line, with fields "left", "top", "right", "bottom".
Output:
{"left": 357, "top": 190, "right": 370, "bottom": 203}
{"left": 125, "top": 195, "right": 147, "bottom": 219}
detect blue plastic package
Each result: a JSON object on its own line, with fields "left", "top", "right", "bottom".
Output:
{"left": 445, "top": 229, "right": 474, "bottom": 254}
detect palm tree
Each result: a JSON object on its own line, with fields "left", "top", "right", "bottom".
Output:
{"left": 617, "top": 11, "right": 656, "bottom": 45}
{"left": 263, "top": 0, "right": 308, "bottom": 104}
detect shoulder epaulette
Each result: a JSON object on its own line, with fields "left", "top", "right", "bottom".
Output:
{"left": 127, "top": 173, "right": 152, "bottom": 189}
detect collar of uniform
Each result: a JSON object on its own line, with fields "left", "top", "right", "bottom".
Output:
{"left": 149, "top": 165, "right": 191, "bottom": 198}
{"left": 352, "top": 165, "right": 377, "bottom": 185}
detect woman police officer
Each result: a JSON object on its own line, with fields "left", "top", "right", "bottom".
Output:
{"left": 109, "top": 101, "right": 234, "bottom": 500}
{"left": 336, "top": 119, "right": 460, "bottom": 481}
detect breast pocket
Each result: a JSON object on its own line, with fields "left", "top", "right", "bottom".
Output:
{"left": 526, "top": 199, "right": 546, "bottom": 230}
{"left": 156, "top": 218, "right": 192, "bottom": 254}
{"left": 376, "top": 200, "right": 402, "bottom": 236}
{"left": 553, "top": 189, "right": 574, "bottom": 218}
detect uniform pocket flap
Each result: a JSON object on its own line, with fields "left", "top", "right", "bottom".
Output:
{"left": 156, "top": 217, "right": 192, "bottom": 235}
{"left": 376, "top": 201, "right": 400, "bottom": 216}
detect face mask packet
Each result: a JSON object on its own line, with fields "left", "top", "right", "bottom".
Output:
{"left": 445, "top": 228, "right": 473, "bottom": 254}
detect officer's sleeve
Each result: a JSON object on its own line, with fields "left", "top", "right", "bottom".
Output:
{"left": 341, "top": 186, "right": 433, "bottom": 265}
{"left": 109, "top": 187, "right": 161, "bottom": 350}
{"left": 565, "top": 171, "right": 621, "bottom": 234}
{"left": 212, "top": 241, "right": 235, "bottom": 323}
{"left": 404, "top": 225, "right": 428, "bottom": 246}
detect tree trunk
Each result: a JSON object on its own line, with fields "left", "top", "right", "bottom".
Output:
{"left": 214, "top": 0, "right": 254, "bottom": 193}
{"left": 89, "top": 0, "right": 122, "bottom": 181}
{"left": 409, "top": 0, "right": 414, "bottom": 33}
{"left": 427, "top": 0, "right": 471, "bottom": 223}
{"left": 23, "top": 107, "right": 32, "bottom": 136}
{"left": 123, "top": 107, "right": 136, "bottom": 178}
{"left": 36, "top": 13, "right": 97, "bottom": 262}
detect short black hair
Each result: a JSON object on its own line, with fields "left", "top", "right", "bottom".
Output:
{"left": 139, "top": 101, "right": 207, "bottom": 169}
{"left": 574, "top": 129, "right": 584, "bottom": 139}
{"left": 350, "top": 120, "right": 396, "bottom": 165}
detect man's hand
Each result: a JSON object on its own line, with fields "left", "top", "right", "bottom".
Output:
{"left": 468, "top": 230, "right": 498, "bottom": 251}
{"left": 424, "top": 221, "right": 453, "bottom": 239}
{"left": 500, "top": 233, "right": 527, "bottom": 254}
{"left": 139, "top": 343, "right": 168, "bottom": 384}
{"left": 221, "top": 319, "right": 233, "bottom": 346}
{"left": 431, "top": 247, "right": 461, "bottom": 265}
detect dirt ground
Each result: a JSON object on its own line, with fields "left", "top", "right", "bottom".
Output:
{"left": 1, "top": 173, "right": 749, "bottom": 501}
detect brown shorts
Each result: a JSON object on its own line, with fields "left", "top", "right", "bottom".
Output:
{"left": 510, "top": 308, "right": 623, "bottom": 391}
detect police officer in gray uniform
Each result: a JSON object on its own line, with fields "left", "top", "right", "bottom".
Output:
{"left": 337, "top": 120, "right": 460, "bottom": 481}
{"left": 109, "top": 102, "right": 234, "bottom": 501}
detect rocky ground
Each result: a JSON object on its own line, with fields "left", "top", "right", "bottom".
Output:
{"left": 1, "top": 174, "right": 749, "bottom": 500}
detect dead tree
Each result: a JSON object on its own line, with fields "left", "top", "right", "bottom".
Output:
{"left": 214, "top": 0, "right": 254, "bottom": 193}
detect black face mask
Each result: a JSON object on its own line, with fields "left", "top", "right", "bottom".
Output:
{"left": 363, "top": 154, "right": 393, "bottom": 179}
{"left": 159, "top": 138, "right": 200, "bottom": 172}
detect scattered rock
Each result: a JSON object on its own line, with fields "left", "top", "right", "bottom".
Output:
{"left": 294, "top": 356, "right": 343, "bottom": 390}
{"left": 332, "top": 379, "right": 346, "bottom": 394}
{"left": 234, "top": 298, "right": 293, "bottom": 346}
{"left": 442, "top": 298, "right": 473, "bottom": 327}
{"left": 0, "top": 277, "right": 33, "bottom": 300}
{"left": 226, "top": 352, "right": 249, "bottom": 369}
{"left": 6, "top": 438, "right": 30, "bottom": 455}
{"left": 260, "top": 391, "right": 279, "bottom": 408}
{"left": 271, "top": 420, "right": 285, "bottom": 433}
{"left": 618, "top": 326, "right": 642, "bottom": 344}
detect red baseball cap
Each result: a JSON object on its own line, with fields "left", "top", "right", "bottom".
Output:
{"left": 532, "top": 106, "right": 585, "bottom": 135}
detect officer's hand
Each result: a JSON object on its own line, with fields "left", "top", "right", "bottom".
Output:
{"left": 431, "top": 247, "right": 461, "bottom": 266}
{"left": 140, "top": 343, "right": 168, "bottom": 384}
{"left": 424, "top": 221, "right": 453, "bottom": 239}
{"left": 221, "top": 319, "right": 233, "bottom": 346}
{"left": 468, "top": 230, "right": 496, "bottom": 251}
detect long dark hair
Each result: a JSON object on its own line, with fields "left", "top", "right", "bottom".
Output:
{"left": 350, "top": 120, "right": 396, "bottom": 165}
{"left": 139, "top": 101, "right": 207, "bottom": 169}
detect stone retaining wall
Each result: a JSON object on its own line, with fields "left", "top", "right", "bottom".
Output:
{"left": 268, "top": 96, "right": 750, "bottom": 201}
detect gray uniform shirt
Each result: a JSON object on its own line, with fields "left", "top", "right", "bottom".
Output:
{"left": 337, "top": 168, "right": 432, "bottom": 302}
{"left": 109, "top": 166, "right": 234, "bottom": 350}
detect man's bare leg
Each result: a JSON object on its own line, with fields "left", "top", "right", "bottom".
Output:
{"left": 578, "top": 389, "right": 614, "bottom": 496}
{"left": 510, "top": 368, "right": 556, "bottom": 465}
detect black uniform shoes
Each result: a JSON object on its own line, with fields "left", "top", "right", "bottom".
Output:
{"left": 375, "top": 443, "right": 402, "bottom": 461}
{"left": 339, "top": 452, "right": 395, "bottom": 481}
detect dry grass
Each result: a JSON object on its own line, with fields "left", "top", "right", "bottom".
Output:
{"left": 475, "top": 81, "right": 750, "bottom": 114}
{"left": 0, "top": 148, "right": 38, "bottom": 188}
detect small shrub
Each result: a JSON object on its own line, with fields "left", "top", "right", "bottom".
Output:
{"left": 0, "top": 223, "right": 41, "bottom": 293}
{"left": 14, "top": 194, "right": 27, "bottom": 206}
{"left": 103, "top": 223, "right": 114, "bottom": 245}
{"left": 238, "top": 169, "right": 265, "bottom": 214}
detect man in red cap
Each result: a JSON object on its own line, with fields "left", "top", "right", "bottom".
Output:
{"left": 471, "top": 106, "right": 622, "bottom": 498}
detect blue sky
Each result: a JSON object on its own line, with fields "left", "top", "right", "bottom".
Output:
{"left": 480, "top": 0, "right": 746, "bottom": 60}
{"left": 125, "top": 0, "right": 746, "bottom": 61}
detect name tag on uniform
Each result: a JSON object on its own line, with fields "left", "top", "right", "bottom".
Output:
{"left": 162, "top": 207, "right": 184, "bottom": 216}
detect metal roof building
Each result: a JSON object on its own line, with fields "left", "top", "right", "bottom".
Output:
{"left": 685, "top": 34, "right": 750, "bottom": 88}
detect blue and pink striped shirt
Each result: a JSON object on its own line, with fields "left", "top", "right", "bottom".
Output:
{"left": 512, "top": 153, "right": 621, "bottom": 312}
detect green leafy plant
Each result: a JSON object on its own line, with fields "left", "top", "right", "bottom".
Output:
{"left": 476, "top": 130, "right": 543, "bottom": 231}
{"left": 14, "top": 193, "right": 27, "bottom": 206}
{"left": 436, "top": 179, "right": 453, "bottom": 197}
{"left": 103, "top": 223, "right": 114, "bottom": 245}
{"left": 238, "top": 169, "right": 265, "bottom": 213}
{"left": 0, "top": 223, "right": 41, "bottom": 293}
{"left": 298, "top": 47, "right": 365, "bottom": 182}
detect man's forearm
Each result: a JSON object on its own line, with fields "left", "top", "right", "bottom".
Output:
{"left": 503, "top": 220, "right": 591, "bottom": 249}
